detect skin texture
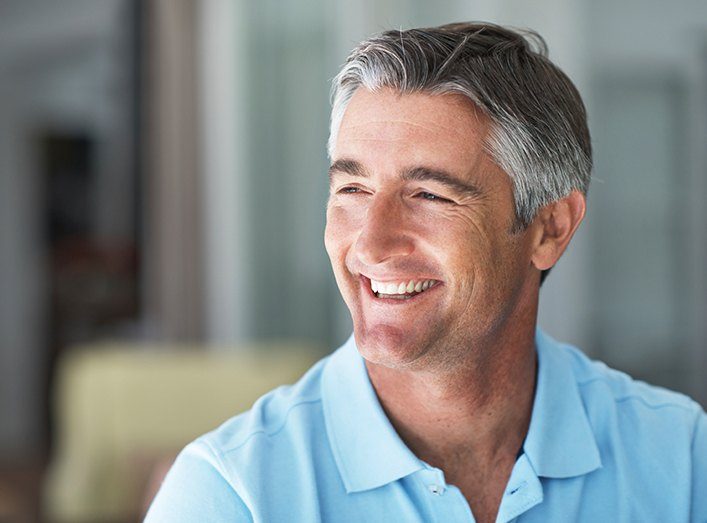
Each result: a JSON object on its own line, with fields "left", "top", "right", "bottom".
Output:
{"left": 324, "top": 87, "right": 585, "bottom": 523}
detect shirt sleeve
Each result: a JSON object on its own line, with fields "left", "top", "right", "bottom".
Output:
{"left": 692, "top": 407, "right": 707, "bottom": 523}
{"left": 144, "top": 439, "right": 252, "bottom": 523}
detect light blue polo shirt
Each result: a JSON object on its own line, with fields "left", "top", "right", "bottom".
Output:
{"left": 145, "top": 330, "right": 707, "bottom": 522}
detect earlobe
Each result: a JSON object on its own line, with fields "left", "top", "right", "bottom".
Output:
{"left": 531, "top": 190, "right": 586, "bottom": 271}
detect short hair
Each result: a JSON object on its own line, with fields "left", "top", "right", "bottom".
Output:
{"left": 328, "top": 22, "right": 592, "bottom": 283}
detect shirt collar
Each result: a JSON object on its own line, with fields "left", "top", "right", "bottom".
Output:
{"left": 523, "top": 329, "right": 602, "bottom": 478}
{"left": 321, "top": 329, "right": 602, "bottom": 492}
{"left": 321, "top": 335, "right": 423, "bottom": 493}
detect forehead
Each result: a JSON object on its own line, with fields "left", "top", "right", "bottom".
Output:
{"left": 335, "top": 87, "right": 490, "bottom": 168}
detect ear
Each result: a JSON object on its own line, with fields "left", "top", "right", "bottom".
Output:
{"left": 530, "top": 190, "right": 586, "bottom": 272}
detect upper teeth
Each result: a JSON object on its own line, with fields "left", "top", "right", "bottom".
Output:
{"left": 370, "top": 279, "right": 437, "bottom": 295}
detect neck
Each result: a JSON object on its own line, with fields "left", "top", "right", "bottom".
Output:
{"left": 364, "top": 318, "right": 537, "bottom": 474}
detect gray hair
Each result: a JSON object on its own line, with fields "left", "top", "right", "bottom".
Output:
{"left": 328, "top": 22, "right": 592, "bottom": 229}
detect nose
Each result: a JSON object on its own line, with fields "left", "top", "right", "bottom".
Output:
{"left": 353, "top": 192, "right": 415, "bottom": 266}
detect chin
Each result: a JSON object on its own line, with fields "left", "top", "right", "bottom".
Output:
{"left": 352, "top": 322, "right": 429, "bottom": 369}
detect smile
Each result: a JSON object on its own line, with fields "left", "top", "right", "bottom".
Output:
{"left": 369, "top": 278, "right": 440, "bottom": 300}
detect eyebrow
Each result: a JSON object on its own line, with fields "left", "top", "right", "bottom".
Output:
{"left": 328, "top": 159, "right": 366, "bottom": 180}
{"left": 328, "top": 158, "right": 483, "bottom": 199}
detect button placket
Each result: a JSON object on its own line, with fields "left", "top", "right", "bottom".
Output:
{"left": 496, "top": 454, "right": 543, "bottom": 522}
{"left": 416, "top": 467, "right": 475, "bottom": 522}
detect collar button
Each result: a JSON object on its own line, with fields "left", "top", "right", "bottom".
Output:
{"left": 427, "top": 484, "right": 445, "bottom": 496}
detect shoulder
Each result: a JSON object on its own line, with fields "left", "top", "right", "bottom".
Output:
{"left": 554, "top": 341, "right": 707, "bottom": 519}
{"left": 147, "top": 355, "right": 333, "bottom": 521}
{"left": 560, "top": 342, "right": 702, "bottom": 424}
{"left": 144, "top": 436, "right": 252, "bottom": 522}
{"left": 202, "top": 355, "right": 329, "bottom": 455}
{"left": 557, "top": 341, "right": 705, "bottom": 469}
{"left": 194, "top": 353, "right": 338, "bottom": 493}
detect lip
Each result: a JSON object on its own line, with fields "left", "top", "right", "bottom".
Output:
{"left": 359, "top": 275, "right": 442, "bottom": 304}
{"left": 360, "top": 272, "right": 443, "bottom": 285}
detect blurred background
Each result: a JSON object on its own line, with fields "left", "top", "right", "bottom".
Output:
{"left": 1, "top": 0, "right": 706, "bottom": 521}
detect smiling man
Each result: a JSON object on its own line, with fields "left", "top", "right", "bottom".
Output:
{"left": 146, "top": 22, "right": 707, "bottom": 523}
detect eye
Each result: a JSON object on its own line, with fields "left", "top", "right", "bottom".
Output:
{"left": 415, "top": 191, "right": 452, "bottom": 203}
{"left": 339, "top": 186, "right": 362, "bottom": 194}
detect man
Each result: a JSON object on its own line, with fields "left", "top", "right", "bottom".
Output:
{"left": 146, "top": 22, "right": 706, "bottom": 522}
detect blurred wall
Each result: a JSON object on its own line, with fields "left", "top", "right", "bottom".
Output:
{"left": 584, "top": 0, "right": 707, "bottom": 403}
{"left": 0, "top": 0, "right": 138, "bottom": 460}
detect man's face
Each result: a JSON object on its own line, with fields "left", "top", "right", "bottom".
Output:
{"left": 325, "top": 88, "right": 536, "bottom": 370}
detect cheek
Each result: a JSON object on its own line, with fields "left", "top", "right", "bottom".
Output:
{"left": 324, "top": 204, "right": 359, "bottom": 260}
{"left": 429, "top": 216, "right": 511, "bottom": 299}
{"left": 323, "top": 224, "right": 340, "bottom": 265}
{"left": 427, "top": 214, "right": 493, "bottom": 262}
